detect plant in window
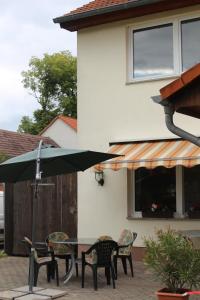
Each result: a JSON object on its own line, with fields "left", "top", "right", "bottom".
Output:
{"left": 142, "top": 202, "right": 173, "bottom": 218}
{"left": 144, "top": 228, "right": 200, "bottom": 299}
{"left": 189, "top": 203, "right": 200, "bottom": 212}
{"left": 188, "top": 203, "right": 200, "bottom": 219}
{"left": 151, "top": 203, "right": 160, "bottom": 212}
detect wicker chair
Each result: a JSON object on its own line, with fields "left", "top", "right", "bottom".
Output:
{"left": 22, "top": 236, "right": 59, "bottom": 286}
{"left": 114, "top": 230, "right": 137, "bottom": 278}
{"left": 46, "top": 231, "right": 78, "bottom": 277}
{"left": 81, "top": 240, "right": 118, "bottom": 290}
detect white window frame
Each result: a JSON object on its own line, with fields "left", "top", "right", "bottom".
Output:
{"left": 127, "top": 13, "right": 200, "bottom": 83}
{"left": 128, "top": 166, "right": 185, "bottom": 219}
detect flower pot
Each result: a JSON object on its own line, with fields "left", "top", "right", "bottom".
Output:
{"left": 142, "top": 211, "right": 173, "bottom": 218}
{"left": 156, "top": 288, "right": 189, "bottom": 300}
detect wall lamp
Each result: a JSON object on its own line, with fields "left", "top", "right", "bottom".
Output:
{"left": 95, "top": 171, "right": 104, "bottom": 186}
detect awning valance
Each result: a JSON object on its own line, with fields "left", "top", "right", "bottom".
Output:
{"left": 96, "top": 139, "right": 200, "bottom": 171}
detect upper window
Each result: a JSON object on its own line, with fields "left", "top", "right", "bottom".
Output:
{"left": 133, "top": 24, "right": 174, "bottom": 79}
{"left": 181, "top": 18, "right": 200, "bottom": 71}
{"left": 129, "top": 16, "right": 200, "bottom": 81}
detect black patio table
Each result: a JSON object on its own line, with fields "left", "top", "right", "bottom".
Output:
{"left": 54, "top": 238, "right": 98, "bottom": 283}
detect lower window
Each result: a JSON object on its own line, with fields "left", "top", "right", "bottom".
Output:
{"left": 184, "top": 165, "right": 200, "bottom": 218}
{"left": 129, "top": 165, "right": 200, "bottom": 219}
{"left": 135, "top": 167, "right": 176, "bottom": 218}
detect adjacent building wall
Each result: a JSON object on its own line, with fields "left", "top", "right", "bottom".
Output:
{"left": 77, "top": 5, "right": 200, "bottom": 246}
{"left": 42, "top": 119, "right": 77, "bottom": 148}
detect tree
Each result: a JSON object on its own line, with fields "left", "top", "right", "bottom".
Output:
{"left": 18, "top": 51, "right": 77, "bottom": 134}
{"left": 18, "top": 116, "right": 37, "bottom": 135}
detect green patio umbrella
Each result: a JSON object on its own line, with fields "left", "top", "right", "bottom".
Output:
{"left": 0, "top": 140, "right": 119, "bottom": 293}
{"left": 0, "top": 143, "right": 117, "bottom": 183}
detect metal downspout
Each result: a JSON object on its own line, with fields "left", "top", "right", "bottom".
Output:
{"left": 164, "top": 104, "right": 200, "bottom": 147}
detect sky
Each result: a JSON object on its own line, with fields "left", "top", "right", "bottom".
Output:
{"left": 0, "top": 0, "right": 88, "bottom": 131}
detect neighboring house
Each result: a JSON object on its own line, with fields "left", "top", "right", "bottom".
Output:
{"left": 40, "top": 115, "right": 77, "bottom": 148}
{"left": 0, "top": 129, "right": 57, "bottom": 157}
{"left": 54, "top": 0, "right": 200, "bottom": 258}
{"left": 0, "top": 129, "right": 77, "bottom": 254}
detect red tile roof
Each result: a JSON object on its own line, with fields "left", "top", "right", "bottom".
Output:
{"left": 66, "top": 0, "right": 135, "bottom": 16}
{"left": 40, "top": 115, "right": 77, "bottom": 134}
{"left": 54, "top": 0, "right": 200, "bottom": 31}
{"left": 0, "top": 129, "right": 57, "bottom": 158}
{"left": 160, "top": 63, "right": 200, "bottom": 101}
{"left": 59, "top": 115, "right": 77, "bottom": 131}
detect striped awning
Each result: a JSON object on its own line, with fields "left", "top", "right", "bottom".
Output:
{"left": 96, "top": 139, "right": 200, "bottom": 171}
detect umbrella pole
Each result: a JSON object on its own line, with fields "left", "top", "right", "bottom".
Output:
{"left": 29, "top": 140, "right": 43, "bottom": 293}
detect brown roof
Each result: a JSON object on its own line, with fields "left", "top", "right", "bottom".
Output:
{"left": 160, "top": 63, "right": 200, "bottom": 101}
{"left": 54, "top": 0, "right": 200, "bottom": 31}
{"left": 159, "top": 63, "right": 200, "bottom": 119}
{"left": 40, "top": 115, "right": 77, "bottom": 135}
{"left": 66, "top": 0, "right": 135, "bottom": 16}
{"left": 0, "top": 129, "right": 57, "bottom": 158}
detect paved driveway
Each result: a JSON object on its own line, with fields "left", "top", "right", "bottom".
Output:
{"left": 0, "top": 256, "right": 160, "bottom": 300}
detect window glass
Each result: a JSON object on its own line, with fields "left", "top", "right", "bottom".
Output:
{"left": 135, "top": 167, "right": 176, "bottom": 215}
{"left": 184, "top": 166, "right": 200, "bottom": 216}
{"left": 133, "top": 24, "right": 174, "bottom": 79}
{"left": 181, "top": 18, "right": 200, "bottom": 71}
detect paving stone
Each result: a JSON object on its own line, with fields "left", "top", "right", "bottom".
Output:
{"left": 36, "top": 289, "right": 67, "bottom": 299}
{"left": 0, "top": 290, "right": 26, "bottom": 300}
{"left": 15, "top": 295, "right": 50, "bottom": 300}
{"left": 0, "top": 256, "right": 161, "bottom": 300}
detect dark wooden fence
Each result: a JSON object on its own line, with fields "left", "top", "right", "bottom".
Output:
{"left": 4, "top": 174, "right": 77, "bottom": 255}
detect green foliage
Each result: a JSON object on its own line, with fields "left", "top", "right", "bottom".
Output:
{"left": 0, "top": 152, "right": 9, "bottom": 163}
{"left": 18, "top": 51, "right": 77, "bottom": 134}
{"left": 0, "top": 251, "right": 7, "bottom": 258}
{"left": 144, "top": 228, "right": 200, "bottom": 293}
{"left": 18, "top": 116, "right": 37, "bottom": 135}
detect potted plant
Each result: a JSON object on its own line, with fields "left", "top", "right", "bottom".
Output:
{"left": 144, "top": 228, "right": 200, "bottom": 299}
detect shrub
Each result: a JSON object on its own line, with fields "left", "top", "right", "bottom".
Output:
{"left": 144, "top": 228, "right": 200, "bottom": 293}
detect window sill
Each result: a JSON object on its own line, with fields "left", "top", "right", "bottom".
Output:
{"left": 126, "top": 74, "right": 179, "bottom": 85}
{"left": 127, "top": 216, "right": 200, "bottom": 221}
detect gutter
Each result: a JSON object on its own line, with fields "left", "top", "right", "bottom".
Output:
{"left": 152, "top": 96, "right": 200, "bottom": 147}
{"left": 53, "top": 0, "right": 165, "bottom": 24}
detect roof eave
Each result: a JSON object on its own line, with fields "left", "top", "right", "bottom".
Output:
{"left": 53, "top": 0, "right": 200, "bottom": 32}
{"left": 53, "top": 0, "right": 164, "bottom": 26}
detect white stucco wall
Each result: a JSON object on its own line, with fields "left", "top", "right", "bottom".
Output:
{"left": 42, "top": 119, "right": 77, "bottom": 149}
{"left": 77, "top": 5, "right": 200, "bottom": 246}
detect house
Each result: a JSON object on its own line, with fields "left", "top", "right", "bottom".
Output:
{"left": 0, "top": 129, "right": 77, "bottom": 255}
{"left": 54, "top": 0, "right": 200, "bottom": 259}
{"left": 40, "top": 115, "right": 77, "bottom": 148}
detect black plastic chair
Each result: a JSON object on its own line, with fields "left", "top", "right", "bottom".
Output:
{"left": 81, "top": 240, "right": 118, "bottom": 290}
{"left": 114, "top": 231, "right": 137, "bottom": 279}
{"left": 22, "top": 236, "right": 59, "bottom": 286}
